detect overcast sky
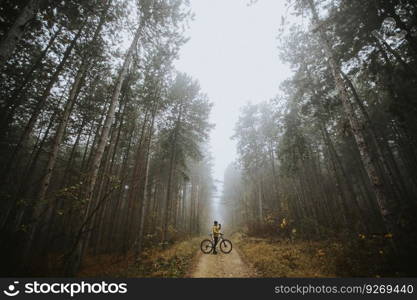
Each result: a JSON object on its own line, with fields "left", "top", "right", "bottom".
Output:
{"left": 174, "top": 0, "right": 292, "bottom": 192}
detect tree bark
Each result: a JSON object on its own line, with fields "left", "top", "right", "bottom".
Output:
{"left": 258, "top": 173, "right": 263, "bottom": 224}
{"left": 35, "top": 5, "right": 109, "bottom": 222}
{"left": 0, "top": 24, "right": 63, "bottom": 139}
{"left": 162, "top": 104, "right": 182, "bottom": 242}
{"left": 135, "top": 102, "right": 158, "bottom": 257}
{"left": 0, "top": 0, "right": 47, "bottom": 66}
{"left": 64, "top": 22, "right": 143, "bottom": 275}
{"left": 308, "top": 0, "right": 398, "bottom": 240}
{"left": 5, "top": 23, "right": 85, "bottom": 176}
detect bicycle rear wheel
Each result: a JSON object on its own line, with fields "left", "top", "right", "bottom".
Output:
{"left": 220, "top": 239, "right": 232, "bottom": 254}
{"left": 200, "top": 239, "right": 213, "bottom": 254}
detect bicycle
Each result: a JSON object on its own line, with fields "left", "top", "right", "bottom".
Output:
{"left": 200, "top": 233, "right": 232, "bottom": 254}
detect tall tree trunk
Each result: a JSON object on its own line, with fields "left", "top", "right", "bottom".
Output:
{"left": 59, "top": 116, "right": 88, "bottom": 188}
{"left": 0, "top": 24, "right": 63, "bottom": 139}
{"left": 0, "top": 0, "right": 47, "bottom": 66}
{"left": 123, "top": 107, "right": 150, "bottom": 251}
{"left": 34, "top": 5, "right": 109, "bottom": 223}
{"left": 268, "top": 141, "right": 280, "bottom": 211}
{"left": 35, "top": 65, "right": 87, "bottom": 208}
{"left": 5, "top": 23, "right": 85, "bottom": 177}
{"left": 0, "top": 110, "right": 57, "bottom": 231}
{"left": 341, "top": 71, "right": 409, "bottom": 205}
{"left": 135, "top": 102, "right": 158, "bottom": 257}
{"left": 162, "top": 105, "right": 182, "bottom": 242}
{"left": 258, "top": 173, "right": 263, "bottom": 224}
{"left": 64, "top": 23, "right": 143, "bottom": 276}
{"left": 308, "top": 0, "right": 398, "bottom": 242}
{"left": 189, "top": 176, "right": 195, "bottom": 234}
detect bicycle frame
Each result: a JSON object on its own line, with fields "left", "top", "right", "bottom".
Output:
{"left": 201, "top": 233, "right": 232, "bottom": 254}
{"left": 209, "top": 233, "right": 224, "bottom": 249}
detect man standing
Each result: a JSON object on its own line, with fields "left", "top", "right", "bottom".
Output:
{"left": 212, "top": 221, "right": 221, "bottom": 254}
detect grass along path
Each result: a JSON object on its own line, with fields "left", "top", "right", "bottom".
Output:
{"left": 79, "top": 233, "right": 398, "bottom": 277}
{"left": 235, "top": 232, "right": 400, "bottom": 277}
{"left": 79, "top": 237, "right": 201, "bottom": 277}
{"left": 236, "top": 234, "right": 338, "bottom": 277}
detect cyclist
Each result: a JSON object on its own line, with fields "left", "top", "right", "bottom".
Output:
{"left": 212, "top": 221, "right": 221, "bottom": 254}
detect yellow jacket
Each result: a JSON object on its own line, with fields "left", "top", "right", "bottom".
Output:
{"left": 212, "top": 225, "right": 220, "bottom": 237}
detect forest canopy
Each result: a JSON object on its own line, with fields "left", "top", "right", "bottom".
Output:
{"left": 224, "top": 0, "right": 417, "bottom": 276}
{"left": 0, "top": 0, "right": 417, "bottom": 278}
{"left": 0, "top": 0, "right": 214, "bottom": 276}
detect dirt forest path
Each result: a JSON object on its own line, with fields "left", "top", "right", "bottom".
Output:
{"left": 190, "top": 244, "right": 259, "bottom": 278}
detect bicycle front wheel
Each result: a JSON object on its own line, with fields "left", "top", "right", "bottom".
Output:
{"left": 220, "top": 239, "right": 232, "bottom": 254}
{"left": 200, "top": 239, "right": 213, "bottom": 254}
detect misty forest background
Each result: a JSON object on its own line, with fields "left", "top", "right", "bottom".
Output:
{"left": 1, "top": 0, "right": 417, "bottom": 277}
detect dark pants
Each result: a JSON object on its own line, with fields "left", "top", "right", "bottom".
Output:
{"left": 213, "top": 236, "right": 218, "bottom": 253}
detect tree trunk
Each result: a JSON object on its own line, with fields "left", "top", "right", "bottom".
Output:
{"left": 64, "top": 23, "right": 143, "bottom": 276}
{"left": 341, "top": 72, "right": 409, "bottom": 204}
{"left": 36, "top": 64, "right": 87, "bottom": 207}
{"left": 268, "top": 141, "right": 280, "bottom": 211}
{"left": 60, "top": 116, "right": 88, "bottom": 188}
{"left": 0, "top": 24, "right": 63, "bottom": 139}
{"left": 0, "top": 0, "right": 46, "bottom": 66}
{"left": 162, "top": 106, "right": 182, "bottom": 242}
{"left": 5, "top": 23, "right": 85, "bottom": 176}
{"left": 308, "top": 0, "right": 398, "bottom": 241}
{"left": 34, "top": 5, "right": 109, "bottom": 230}
{"left": 135, "top": 102, "right": 158, "bottom": 257}
{"left": 24, "top": 13, "right": 109, "bottom": 258}
{"left": 258, "top": 173, "right": 263, "bottom": 224}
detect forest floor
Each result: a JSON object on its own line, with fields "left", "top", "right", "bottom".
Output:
{"left": 234, "top": 232, "right": 401, "bottom": 277}
{"left": 235, "top": 233, "right": 338, "bottom": 277}
{"left": 79, "top": 237, "right": 200, "bottom": 277}
{"left": 79, "top": 232, "right": 399, "bottom": 277}
{"left": 188, "top": 232, "right": 341, "bottom": 277}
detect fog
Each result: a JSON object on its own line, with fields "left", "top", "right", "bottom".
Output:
{"left": 2, "top": 0, "right": 416, "bottom": 278}
{"left": 174, "top": 0, "right": 293, "bottom": 193}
